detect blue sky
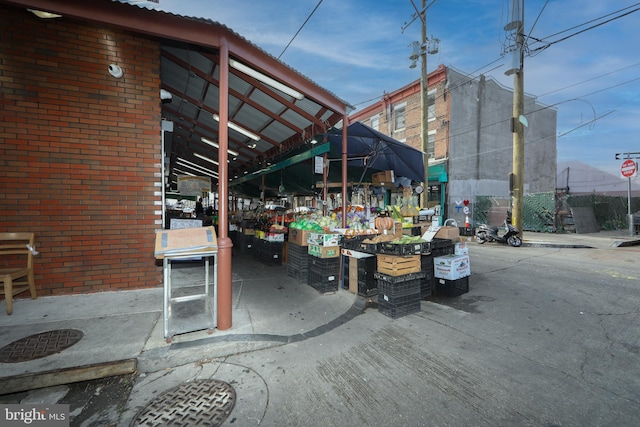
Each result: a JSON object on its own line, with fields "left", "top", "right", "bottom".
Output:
{"left": 138, "top": 0, "right": 640, "bottom": 178}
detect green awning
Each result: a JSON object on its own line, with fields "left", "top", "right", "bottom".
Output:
{"left": 428, "top": 163, "right": 448, "bottom": 183}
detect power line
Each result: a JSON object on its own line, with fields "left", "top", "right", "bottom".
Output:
{"left": 535, "top": 3, "right": 640, "bottom": 42}
{"left": 278, "top": 0, "right": 323, "bottom": 59}
{"left": 529, "top": 4, "right": 640, "bottom": 54}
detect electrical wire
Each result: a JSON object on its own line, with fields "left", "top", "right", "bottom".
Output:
{"left": 529, "top": 4, "right": 640, "bottom": 54}
{"left": 278, "top": 0, "right": 323, "bottom": 59}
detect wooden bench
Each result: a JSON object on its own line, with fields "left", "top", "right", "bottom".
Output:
{"left": 0, "top": 232, "right": 38, "bottom": 315}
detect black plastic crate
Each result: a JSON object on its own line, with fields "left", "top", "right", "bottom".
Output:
{"left": 376, "top": 277, "right": 422, "bottom": 298}
{"left": 378, "top": 298, "right": 421, "bottom": 319}
{"left": 435, "top": 276, "right": 469, "bottom": 297}
{"left": 420, "top": 276, "right": 434, "bottom": 299}
{"left": 360, "top": 242, "right": 380, "bottom": 254}
{"left": 308, "top": 269, "right": 339, "bottom": 293}
{"left": 458, "top": 227, "right": 475, "bottom": 236}
{"left": 287, "top": 242, "right": 309, "bottom": 264}
{"left": 308, "top": 256, "right": 340, "bottom": 271}
{"left": 379, "top": 241, "right": 426, "bottom": 256}
{"left": 423, "top": 238, "right": 455, "bottom": 255}
{"left": 260, "top": 250, "right": 282, "bottom": 266}
{"left": 252, "top": 240, "right": 283, "bottom": 265}
{"left": 287, "top": 266, "right": 308, "bottom": 284}
{"left": 374, "top": 271, "right": 427, "bottom": 284}
{"left": 342, "top": 235, "right": 367, "bottom": 251}
{"left": 237, "top": 233, "right": 255, "bottom": 253}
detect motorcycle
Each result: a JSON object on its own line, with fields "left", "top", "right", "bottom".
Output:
{"left": 475, "top": 214, "right": 522, "bottom": 247}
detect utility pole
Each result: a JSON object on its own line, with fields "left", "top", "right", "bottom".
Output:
{"left": 505, "top": 0, "right": 525, "bottom": 236}
{"left": 513, "top": 21, "right": 524, "bottom": 236}
{"left": 403, "top": 0, "right": 434, "bottom": 208}
{"left": 420, "top": 0, "right": 429, "bottom": 208}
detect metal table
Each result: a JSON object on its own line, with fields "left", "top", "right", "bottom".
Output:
{"left": 154, "top": 226, "right": 218, "bottom": 342}
{"left": 162, "top": 250, "right": 217, "bottom": 342}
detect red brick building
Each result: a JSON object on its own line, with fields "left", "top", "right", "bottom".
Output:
{"left": 1, "top": 6, "right": 163, "bottom": 296}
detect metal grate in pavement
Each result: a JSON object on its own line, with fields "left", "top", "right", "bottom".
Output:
{"left": 131, "top": 379, "right": 236, "bottom": 426}
{"left": 0, "top": 329, "right": 84, "bottom": 363}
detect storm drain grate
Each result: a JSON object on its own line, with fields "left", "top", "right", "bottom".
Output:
{"left": 0, "top": 329, "right": 84, "bottom": 363}
{"left": 132, "top": 379, "right": 236, "bottom": 426}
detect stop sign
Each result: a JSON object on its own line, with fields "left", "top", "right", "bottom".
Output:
{"left": 621, "top": 159, "right": 637, "bottom": 178}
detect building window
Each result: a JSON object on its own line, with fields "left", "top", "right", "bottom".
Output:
{"left": 427, "top": 89, "right": 436, "bottom": 122}
{"left": 394, "top": 102, "right": 407, "bottom": 131}
{"left": 428, "top": 131, "right": 435, "bottom": 158}
{"left": 370, "top": 114, "right": 380, "bottom": 131}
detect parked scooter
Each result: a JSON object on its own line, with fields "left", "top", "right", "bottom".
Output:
{"left": 475, "top": 212, "right": 522, "bottom": 247}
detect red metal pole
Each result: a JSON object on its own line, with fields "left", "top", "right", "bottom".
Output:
{"left": 341, "top": 113, "right": 348, "bottom": 228}
{"left": 216, "top": 37, "right": 233, "bottom": 330}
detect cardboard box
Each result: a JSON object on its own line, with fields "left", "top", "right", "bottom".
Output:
{"left": 433, "top": 254, "right": 471, "bottom": 280}
{"left": 341, "top": 248, "right": 375, "bottom": 259}
{"left": 308, "top": 232, "right": 340, "bottom": 247}
{"left": 434, "top": 226, "right": 460, "bottom": 240}
{"left": 308, "top": 244, "right": 341, "bottom": 258}
{"left": 266, "top": 232, "right": 285, "bottom": 242}
{"left": 349, "top": 257, "right": 358, "bottom": 294}
{"left": 376, "top": 254, "right": 421, "bottom": 276}
{"left": 455, "top": 242, "right": 469, "bottom": 255}
{"left": 372, "top": 170, "right": 395, "bottom": 185}
{"left": 288, "top": 229, "right": 310, "bottom": 246}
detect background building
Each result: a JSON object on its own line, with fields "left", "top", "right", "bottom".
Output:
{"left": 350, "top": 64, "right": 557, "bottom": 227}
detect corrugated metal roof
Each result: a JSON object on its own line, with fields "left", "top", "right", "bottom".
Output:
{"left": 8, "top": 0, "right": 353, "bottom": 196}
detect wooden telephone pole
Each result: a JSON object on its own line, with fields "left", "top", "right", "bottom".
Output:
{"left": 506, "top": 0, "right": 525, "bottom": 236}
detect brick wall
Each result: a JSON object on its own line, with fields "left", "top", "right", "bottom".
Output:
{"left": 0, "top": 7, "right": 163, "bottom": 296}
{"left": 350, "top": 72, "right": 450, "bottom": 160}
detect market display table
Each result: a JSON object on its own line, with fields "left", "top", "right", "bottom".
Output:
{"left": 154, "top": 226, "right": 218, "bottom": 342}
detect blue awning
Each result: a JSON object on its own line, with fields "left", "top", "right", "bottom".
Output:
{"left": 326, "top": 122, "right": 425, "bottom": 183}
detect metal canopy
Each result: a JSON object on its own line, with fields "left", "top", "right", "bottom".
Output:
{"left": 7, "top": 0, "right": 352, "bottom": 197}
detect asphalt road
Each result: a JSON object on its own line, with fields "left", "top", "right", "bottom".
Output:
{"left": 221, "top": 243, "right": 640, "bottom": 426}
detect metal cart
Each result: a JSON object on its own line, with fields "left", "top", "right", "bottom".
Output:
{"left": 155, "top": 227, "right": 218, "bottom": 342}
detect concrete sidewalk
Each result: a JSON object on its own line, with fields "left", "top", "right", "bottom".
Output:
{"left": 1, "top": 230, "right": 639, "bottom": 425}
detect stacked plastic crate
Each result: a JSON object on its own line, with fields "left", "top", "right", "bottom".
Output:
{"left": 375, "top": 243, "right": 423, "bottom": 318}
{"left": 375, "top": 271, "right": 426, "bottom": 318}
{"left": 237, "top": 220, "right": 257, "bottom": 254}
{"left": 307, "top": 232, "right": 341, "bottom": 294}
{"left": 254, "top": 238, "right": 283, "bottom": 266}
{"left": 286, "top": 242, "right": 309, "bottom": 284}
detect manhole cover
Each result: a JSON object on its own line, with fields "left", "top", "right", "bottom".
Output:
{"left": 0, "top": 329, "right": 84, "bottom": 363}
{"left": 132, "top": 379, "right": 236, "bottom": 426}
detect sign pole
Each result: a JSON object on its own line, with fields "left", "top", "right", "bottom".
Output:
{"left": 620, "top": 154, "right": 637, "bottom": 236}
{"left": 628, "top": 174, "right": 633, "bottom": 237}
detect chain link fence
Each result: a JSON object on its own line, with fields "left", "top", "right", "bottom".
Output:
{"left": 474, "top": 193, "right": 640, "bottom": 233}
